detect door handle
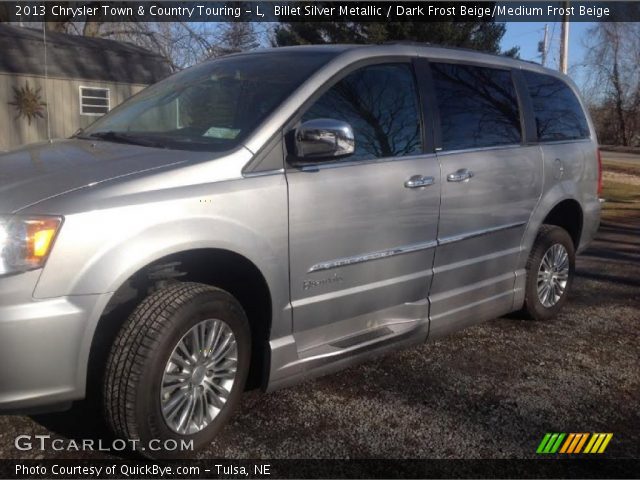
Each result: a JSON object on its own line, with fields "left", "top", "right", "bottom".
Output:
{"left": 447, "top": 169, "right": 474, "bottom": 182}
{"left": 404, "top": 175, "right": 435, "bottom": 189}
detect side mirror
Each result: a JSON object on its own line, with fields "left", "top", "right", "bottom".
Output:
{"left": 294, "top": 118, "right": 355, "bottom": 160}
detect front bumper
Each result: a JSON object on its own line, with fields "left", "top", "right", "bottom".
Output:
{"left": 0, "top": 270, "right": 111, "bottom": 413}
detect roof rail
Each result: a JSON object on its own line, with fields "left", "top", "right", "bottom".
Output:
{"left": 380, "top": 40, "right": 541, "bottom": 65}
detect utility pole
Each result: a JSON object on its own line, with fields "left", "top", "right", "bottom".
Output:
{"left": 559, "top": 1, "right": 570, "bottom": 73}
{"left": 538, "top": 24, "right": 549, "bottom": 67}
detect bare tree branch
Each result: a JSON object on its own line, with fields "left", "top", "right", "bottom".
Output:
{"left": 583, "top": 23, "right": 640, "bottom": 146}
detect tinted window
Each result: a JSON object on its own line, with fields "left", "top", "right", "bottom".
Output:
{"left": 431, "top": 63, "right": 521, "bottom": 151}
{"left": 524, "top": 71, "right": 589, "bottom": 142}
{"left": 302, "top": 64, "right": 422, "bottom": 161}
{"left": 82, "top": 51, "right": 337, "bottom": 152}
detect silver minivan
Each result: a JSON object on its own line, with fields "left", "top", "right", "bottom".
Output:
{"left": 0, "top": 44, "right": 601, "bottom": 456}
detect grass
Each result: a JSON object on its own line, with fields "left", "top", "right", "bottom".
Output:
{"left": 602, "top": 160, "right": 640, "bottom": 177}
{"left": 601, "top": 160, "right": 640, "bottom": 222}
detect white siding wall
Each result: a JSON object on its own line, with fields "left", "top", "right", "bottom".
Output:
{"left": 0, "top": 73, "right": 146, "bottom": 150}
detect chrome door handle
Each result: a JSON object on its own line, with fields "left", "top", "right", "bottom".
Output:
{"left": 405, "top": 175, "right": 435, "bottom": 189}
{"left": 447, "top": 169, "right": 474, "bottom": 182}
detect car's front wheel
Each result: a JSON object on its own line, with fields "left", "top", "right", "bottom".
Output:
{"left": 521, "top": 225, "right": 576, "bottom": 321}
{"left": 103, "top": 282, "right": 250, "bottom": 458}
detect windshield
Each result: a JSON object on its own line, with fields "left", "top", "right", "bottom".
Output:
{"left": 81, "top": 51, "right": 337, "bottom": 151}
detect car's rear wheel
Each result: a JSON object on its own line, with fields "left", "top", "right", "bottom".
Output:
{"left": 103, "top": 282, "right": 250, "bottom": 458}
{"left": 521, "top": 225, "right": 575, "bottom": 321}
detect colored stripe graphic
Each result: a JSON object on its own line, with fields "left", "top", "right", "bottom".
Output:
{"left": 584, "top": 433, "right": 614, "bottom": 454}
{"left": 550, "top": 433, "right": 565, "bottom": 453}
{"left": 591, "top": 433, "right": 606, "bottom": 452}
{"left": 584, "top": 434, "right": 598, "bottom": 453}
{"left": 537, "top": 433, "right": 565, "bottom": 454}
{"left": 574, "top": 433, "right": 589, "bottom": 453}
{"left": 538, "top": 433, "right": 613, "bottom": 454}
{"left": 559, "top": 433, "right": 575, "bottom": 453}
{"left": 566, "top": 433, "right": 583, "bottom": 453}
{"left": 544, "top": 433, "right": 559, "bottom": 453}
{"left": 537, "top": 433, "right": 552, "bottom": 454}
{"left": 598, "top": 433, "right": 613, "bottom": 453}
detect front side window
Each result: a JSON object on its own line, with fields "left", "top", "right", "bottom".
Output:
{"left": 82, "top": 51, "right": 337, "bottom": 151}
{"left": 431, "top": 63, "right": 522, "bottom": 151}
{"left": 302, "top": 63, "right": 422, "bottom": 161}
{"left": 523, "top": 71, "right": 589, "bottom": 142}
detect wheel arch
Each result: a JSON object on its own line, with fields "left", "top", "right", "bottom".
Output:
{"left": 521, "top": 192, "right": 585, "bottom": 267}
{"left": 86, "top": 248, "right": 273, "bottom": 401}
{"left": 514, "top": 193, "right": 585, "bottom": 311}
{"left": 541, "top": 198, "right": 584, "bottom": 249}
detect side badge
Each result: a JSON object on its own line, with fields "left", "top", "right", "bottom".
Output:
{"left": 303, "top": 273, "right": 344, "bottom": 291}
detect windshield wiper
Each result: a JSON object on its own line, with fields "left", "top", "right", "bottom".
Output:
{"left": 85, "top": 131, "right": 167, "bottom": 149}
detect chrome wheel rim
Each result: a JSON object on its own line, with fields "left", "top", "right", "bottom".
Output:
{"left": 537, "top": 243, "right": 570, "bottom": 308}
{"left": 161, "top": 319, "right": 237, "bottom": 435}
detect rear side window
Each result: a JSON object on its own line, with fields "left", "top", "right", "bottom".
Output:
{"left": 431, "top": 63, "right": 521, "bottom": 151}
{"left": 302, "top": 63, "right": 422, "bottom": 161}
{"left": 523, "top": 71, "right": 589, "bottom": 142}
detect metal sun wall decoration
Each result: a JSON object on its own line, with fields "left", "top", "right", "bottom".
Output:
{"left": 8, "top": 82, "right": 47, "bottom": 125}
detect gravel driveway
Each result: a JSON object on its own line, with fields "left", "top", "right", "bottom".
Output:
{"left": 1, "top": 174, "right": 638, "bottom": 461}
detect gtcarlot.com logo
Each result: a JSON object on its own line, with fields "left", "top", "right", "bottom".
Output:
{"left": 536, "top": 432, "right": 613, "bottom": 454}
{"left": 14, "top": 434, "right": 193, "bottom": 453}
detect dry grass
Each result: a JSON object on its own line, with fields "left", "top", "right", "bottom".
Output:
{"left": 601, "top": 160, "right": 640, "bottom": 223}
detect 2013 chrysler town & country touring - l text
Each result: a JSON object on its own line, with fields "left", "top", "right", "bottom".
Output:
{"left": 0, "top": 44, "right": 600, "bottom": 456}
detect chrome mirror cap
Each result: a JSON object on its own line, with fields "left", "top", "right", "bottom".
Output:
{"left": 295, "top": 118, "right": 355, "bottom": 160}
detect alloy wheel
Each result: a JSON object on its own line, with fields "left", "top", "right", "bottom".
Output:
{"left": 160, "top": 319, "right": 238, "bottom": 435}
{"left": 537, "top": 243, "right": 570, "bottom": 308}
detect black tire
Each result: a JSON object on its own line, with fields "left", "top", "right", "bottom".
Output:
{"left": 521, "top": 225, "right": 576, "bottom": 321}
{"left": 103, "top": 282, "right": 250, "bottom": 458}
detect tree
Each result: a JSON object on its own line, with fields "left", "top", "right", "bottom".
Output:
{"left": 51, "top": 21, "right": 218, "bottom": 71}
{"left": 273, "top": 9, "right": 518, "bottom": 56}
{"left": 582, "top": 23, "right": 640, "bottom": 146}
{"left": 1, "top": 17, "right": 263, "bottom": 71}
{"left": 206, "top": 15, "right": 259, "bottom": 57}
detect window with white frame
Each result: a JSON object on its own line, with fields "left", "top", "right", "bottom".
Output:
{"left": 79, "top": 87, "right": 110, "bottom": 116}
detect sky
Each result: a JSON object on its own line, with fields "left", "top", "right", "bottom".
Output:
{"left": 501, "top": 22, "right": 594, "bottom": 89}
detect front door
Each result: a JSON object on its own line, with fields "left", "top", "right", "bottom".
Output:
{"left": 286, "top": 61, "right": 440, "bottom": 353}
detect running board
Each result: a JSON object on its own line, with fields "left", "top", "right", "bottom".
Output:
{"left": 329, "top": 326, "right": 393, "bottom": 349}
{"left": 266, "top": 319, "right": 429, "bottom": 392}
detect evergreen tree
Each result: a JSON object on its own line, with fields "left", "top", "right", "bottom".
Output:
{"left": 274, "top": 11, "right": 518, "bottom": 56}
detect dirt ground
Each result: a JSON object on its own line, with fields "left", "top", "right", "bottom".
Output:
{"left": 0, "top": 153, "right": 638, "bottom": 460}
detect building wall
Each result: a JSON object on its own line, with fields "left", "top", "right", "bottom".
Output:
{"left": 0, "top": 73, "right": 146, "bottom": 150}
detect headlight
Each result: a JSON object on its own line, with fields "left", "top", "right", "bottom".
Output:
{"left": 0, "top": 215, "right": 63, "bottom": 276}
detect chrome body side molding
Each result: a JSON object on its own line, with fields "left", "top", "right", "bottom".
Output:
{"left": 308, "top": 240, "right": 438, "bottom": 272}
{"left": 308, "top": 222, "right": 526, "bottom": 273}
{"left": 437, "top": 221, "right": 527, "bottom": 246}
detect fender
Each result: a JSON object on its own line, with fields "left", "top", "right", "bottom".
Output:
{"left": 36, "top": 215, "right": 284, "bottom": 296}
{"left": 33, "top": 171, "right": 291, "bottom": 335}
{"left": 31, "top": 179, "right": 291, "bottom": 399}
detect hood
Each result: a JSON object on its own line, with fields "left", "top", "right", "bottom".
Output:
{"left": 0, "top": 139, "right": 198, "bottom": 213}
